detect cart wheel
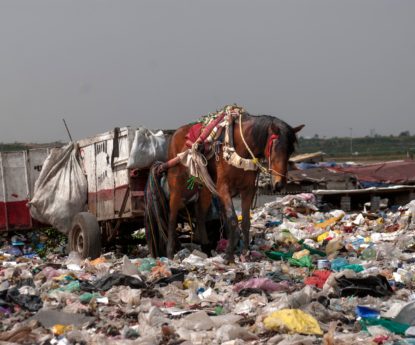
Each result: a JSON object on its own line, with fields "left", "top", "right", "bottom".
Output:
{"left": 69, "top": 212, "right": 101, "bottom": 259}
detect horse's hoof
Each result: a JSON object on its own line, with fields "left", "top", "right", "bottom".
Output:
{"left": 241, "top": 248, "right": 251, "bottom": 256}
{"left": 224, "top": 254, "right": 235, "bottom": 265}
{"left": 239, "top": 250, "right": 251, "bottom": 263}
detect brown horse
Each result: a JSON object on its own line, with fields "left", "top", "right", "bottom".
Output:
{"left": 164, "top": 111, "right": 303, "bottom": 261}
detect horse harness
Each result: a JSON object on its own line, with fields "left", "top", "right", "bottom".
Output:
{"left": 221, "top": 111, "right": 284, "bottom": 177}
{"left": 156, "top": 106, "right": 285, "bottom": 185}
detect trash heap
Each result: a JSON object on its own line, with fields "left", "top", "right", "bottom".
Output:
{"left": 1, "top": 197, "right": 415, "bottom": 344}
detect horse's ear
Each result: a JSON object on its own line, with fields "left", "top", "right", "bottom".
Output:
{"left": 293, "top": 124, "right": 305, "bottom": 133}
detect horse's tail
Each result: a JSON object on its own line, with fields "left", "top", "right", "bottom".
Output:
{"left": 144, "top": 162, "right": 169, "bottom": 258}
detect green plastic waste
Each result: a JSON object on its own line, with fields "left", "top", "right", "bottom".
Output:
{"left": 60, "top": 281, "right": 80, "bottom": 293}
{"left": 265, "top": 251, "right": 293, "bottom": 261}
{"left": 214, "top": 305, "right": 224, "bottom": 315}
{"left": 139, "top": 258, "right": 157, "bottom": 272}
{"left": 298, "top": 240, "right": 326, "bottom": 257}
{"left": 265, "top": 251, "right": 313, "bottom": 268}
{"left": 342, "top": 264, "right": 364, "bottom": 273}
{"left": 288, "top": 255, "right": 313, "bottom": 268}
{"left": 80, "top": 292, "right": 101, "bottom": 304}
{"left": 360, "top": 317, "right": 410, "bottom": 335}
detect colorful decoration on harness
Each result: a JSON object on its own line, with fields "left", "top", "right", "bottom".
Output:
{"left": 186, "top": 175, "right": 200, "bottom": 190}
{"left": 197, "top": 104, "right": 245, "bottom": 125}
{"left": 266, "top": 134, "right": 279, "bottom": 159}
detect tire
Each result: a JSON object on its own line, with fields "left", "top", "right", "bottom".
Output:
{"left": 69, "top": 212, "right": 101, "bottom": 259}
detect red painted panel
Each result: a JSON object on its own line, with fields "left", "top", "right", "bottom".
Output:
{"left": 0, "top": 202, "right": 6, "bottom": 230}
{"left": 88, "top": 184, "right": 128, "bottom": 202}
{"left": 88, "top": 184, "right": 129, "bottom": 219}
{"left": 0, "top": 200, "right": 32, "bottom": 230}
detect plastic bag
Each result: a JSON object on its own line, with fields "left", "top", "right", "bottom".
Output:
{"left": 179, "top": 311, "right": 215, "bottom": 331}
{"left": 93, "top": 272, "right": 146, "bottom": 291}
{"left": 359, "top": 317, "right": 409, "bottom": 335}
{"left": 288, "top": 255, "right": 313, "bottom": 268}
{"left": 5, "top": 287, "right": 43, "bottom": 311}
{"left": 127, "top": 127, "right": 168, "bottom": 169}
{"left": 264, "top": 309, "right": 323, "bottom": 335}
{"left": 29, "top": 143, "right": 87, "bottom": 234}
{"left": 355, "top": 306, "right": 380, "bottom": 318}
{"left": 335, "top": 274, "right": 393, "bottom": 298}
{"left": 215, "top": 324, "right": 258, "bottom": 342}
{"left": 233, "top": 278, "right": 289, "bottom": 293}
{"left": 304, "top": 270, "right": 331, "bottom": 289}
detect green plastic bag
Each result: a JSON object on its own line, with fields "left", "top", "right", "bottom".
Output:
{"left": 60, "top": 281, "right": 80, "bottom": 293}
{"left": 265, "top": 251, "right": 293, "bottom": 261}
{"left": 360, "top": 317, "right": 410, "bottom": 335}
{"left": 342, "top": 264, "right": 364, "bottom": 273}
{"left": 298, "top": 240, "right": 326, "bottom": 257}
{"left": 80, "top": 292, "right": 101, "bottom": 304}
{"left": 288, "top": 255, "right": 313, "bottom": 268}
{"left": 265, "top": 251, "right": 313, "bottom": 268}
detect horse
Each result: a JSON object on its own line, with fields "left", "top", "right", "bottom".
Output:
{"left": 162, "top": 107, "right": 304, "bottom": 262}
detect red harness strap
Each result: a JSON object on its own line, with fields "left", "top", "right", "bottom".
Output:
{"left": 265, "top": 134, "right": 279, "bottom": 159}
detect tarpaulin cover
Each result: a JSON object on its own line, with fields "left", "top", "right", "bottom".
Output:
{"left": 337, "top": 160, "right": 415, "bottom": 184}
{"left": 29, "top": 143, "right": 87, "bottom": 234}
{"left": 288, "top": 167, "right": 356, "bottom": 184}
{"left": 127, "top": 127, "right": 168, "bottom": 169}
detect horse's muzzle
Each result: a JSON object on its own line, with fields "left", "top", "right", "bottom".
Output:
{"left": 272, "top": 180, "right": 286, "bottom": 193}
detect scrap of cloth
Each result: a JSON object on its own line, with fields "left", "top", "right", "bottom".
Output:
{"left": 186, "top": 123, "right": 204, "bottom": 145}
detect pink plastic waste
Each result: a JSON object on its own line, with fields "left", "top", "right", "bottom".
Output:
{"left": 233, "top": 278, "right": 290, "bottom": 293}
{"left": 42, "top": 266, "right": 61, "bottom": 280}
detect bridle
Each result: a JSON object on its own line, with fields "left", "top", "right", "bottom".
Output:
{"left": 237, "top": 112, "right": 286, "bottom": 178}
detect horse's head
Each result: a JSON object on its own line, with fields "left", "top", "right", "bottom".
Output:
{"left": 267, "top": 122, "right": 304, "bottom": 192}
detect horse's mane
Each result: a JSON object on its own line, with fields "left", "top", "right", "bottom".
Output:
{"left": 244, "top": 113, "right": 297, "bottom": 157}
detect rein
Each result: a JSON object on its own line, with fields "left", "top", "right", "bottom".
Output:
{"left": 236, "top": 113, "right": 286, "bottom": 178}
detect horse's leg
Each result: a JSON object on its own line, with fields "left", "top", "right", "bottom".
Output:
{"left": 167, "top": 164, "right": 186, "bottom": 259}
{"left": 167, "top": 189, "right": 181, "bottom": 259}
{"left": 240, "top": 189, "right": 256, "bottom": 253}
{"left": 194, "top": 187, "right": 211, "bottom": 246}
{"left": 217, "top": 185, "right": 240, "bottom": 263}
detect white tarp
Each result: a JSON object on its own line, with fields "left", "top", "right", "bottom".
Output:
{"left": 29, "top": 143, "right": 87, "bottom": 234}
{"left": 127, "top": 128, "right": 168, "bottom": 169}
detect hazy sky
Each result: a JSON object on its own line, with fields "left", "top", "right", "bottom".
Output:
{"left": 0, "top": 1, "right": 414, "bottom": 142}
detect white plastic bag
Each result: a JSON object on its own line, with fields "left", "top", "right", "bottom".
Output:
{"left": 29, "top": 143, "right": 87, "bottom": 234}
{"left": 127, "top": 127, "right": 168, "bottom": 169}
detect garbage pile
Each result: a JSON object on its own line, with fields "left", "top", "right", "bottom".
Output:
{"left": 1, "top": 197, "right": 415, "bottom": 344}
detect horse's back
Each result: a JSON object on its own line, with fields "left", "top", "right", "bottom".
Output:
{"left": 168, "top": 123, "right": 193, "bottom": 160}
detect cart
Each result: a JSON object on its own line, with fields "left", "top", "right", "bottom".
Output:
{"left": 70, "top": 127, "right": 151, "bottom": 258}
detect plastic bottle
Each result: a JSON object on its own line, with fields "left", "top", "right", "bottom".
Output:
{"left": 360, "top": 244, "right": 377, "bottom": 260}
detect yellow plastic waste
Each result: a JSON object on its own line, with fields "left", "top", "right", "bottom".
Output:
{"left": 314, "top": 214, "right": 343, "bottom": 230}
{"left": 183, "top": 279, "right": 193, "bottom": 289}
{"left": 317, "top": 232, "right": 329, "bottom": 242}
{"left": 264, "top": 309, "right": 323, "bottom": 335}
{"left": 51, "top": 324, "right": 72, "bottom": 336}
{"left": 292, "top": 249, "right": 310, "bottom": 260}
